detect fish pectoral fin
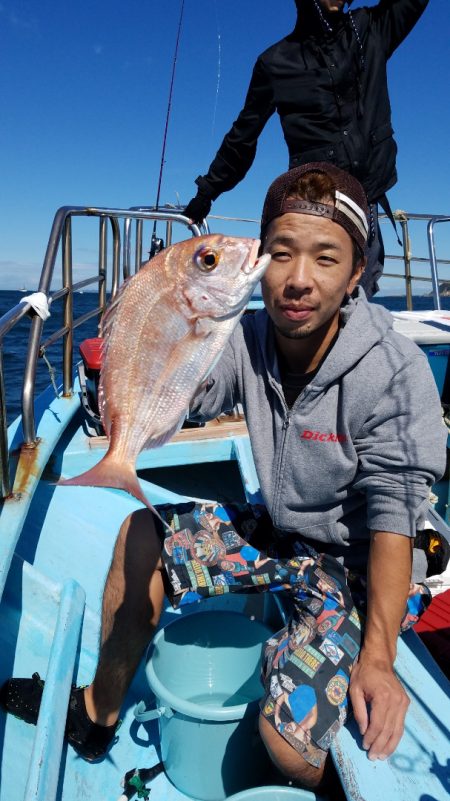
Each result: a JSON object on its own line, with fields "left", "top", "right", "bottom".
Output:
{"left": 193, "top": 317, "right": 214, "bottom": 338}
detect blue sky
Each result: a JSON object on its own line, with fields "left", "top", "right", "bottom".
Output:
{"left": 0, "top": 0, "right": 449, "bottom": 294}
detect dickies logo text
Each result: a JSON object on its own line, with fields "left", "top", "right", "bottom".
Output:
{"left": 301, "top": 429, "right": 347, "bottom": 443}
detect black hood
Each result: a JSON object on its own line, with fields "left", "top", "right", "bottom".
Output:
{"left": 293, "top": 0, "right": 347, "bottom": 37}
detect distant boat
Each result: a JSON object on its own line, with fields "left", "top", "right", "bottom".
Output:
{"left": 428, "top": 280, "right": 450, "bottom": 297}
{"left": 19, "top": 285, "right": 27, "bottom": 293}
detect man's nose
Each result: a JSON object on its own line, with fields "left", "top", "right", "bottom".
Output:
{"left": 285, "top": 257, "right": 314, "bottom": 292}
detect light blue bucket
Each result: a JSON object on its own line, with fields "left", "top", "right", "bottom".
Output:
{"left": 135, "top": 610, "right": 273, "bottom": 801}
{"left": 228, "top": 787, "right": 319, "bottom": 801}
{"left": 227, "top": 786, "right": 320, "bottom": 800}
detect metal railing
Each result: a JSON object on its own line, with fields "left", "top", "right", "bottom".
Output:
{"left": 0, "top": 205, "right": 449, "bottom": 500}
{"left": 427, "top": 216, "right": 450, "bottom": 309}
{"left": 380, "top": 212, "right": 450, "bottom": 309}
{"left": 209, "top": 209, "right": 450, "bottom": 310}
{"left": 0, "top": 206, "right": 204, "bottom": 498}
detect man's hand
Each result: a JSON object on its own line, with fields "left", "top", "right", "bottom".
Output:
{"left": 351, "top": 530, "right": 413, "bottom": 760}
{"left": 350, "top": 653, "right": 410, "bottom": 760}
{"left": 184, "top": 191, "right": 212, "bottom": 224}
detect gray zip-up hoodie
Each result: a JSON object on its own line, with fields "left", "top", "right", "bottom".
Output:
{"left": 190, "top": 291, "right": 446, "bottom": 574}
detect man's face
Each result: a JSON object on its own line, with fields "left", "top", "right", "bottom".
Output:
{"left": 261, "top": 211, "right": 363, "bottom": 344}
{"left": 317, "top": 0, "right": 346, "bottom": 12}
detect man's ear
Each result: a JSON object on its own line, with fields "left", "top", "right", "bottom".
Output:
{"left": 347, "top": 257, "right": 367, "bottom": 294}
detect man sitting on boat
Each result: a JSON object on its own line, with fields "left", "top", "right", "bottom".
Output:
{"left": 1, "top": 162, "right": 446, "bottom": 791}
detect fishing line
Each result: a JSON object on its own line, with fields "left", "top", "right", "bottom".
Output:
{"left": 210, "top": 0, "right": 222, "bottom": 147}
{"left": 152, "top": 0, "right": 185, "bottom": 240}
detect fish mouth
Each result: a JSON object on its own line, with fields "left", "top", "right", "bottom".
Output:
{"left": 241, "top": 239, "right": 269, "bottom": 276}
{"left": 213, "top": 243, "right": 270, "bottom": 319}
{"left": 195, "top": 240, "right": 269, "bottom": 321}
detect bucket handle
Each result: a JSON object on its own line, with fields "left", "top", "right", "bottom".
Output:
{"left": 134, "top": 700, "right": 174, "bottom": 723}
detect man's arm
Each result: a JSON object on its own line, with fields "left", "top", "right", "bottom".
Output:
{"left": 349, "top": 530, "right": 412, "bottom": 760}
{"left": 350, "top": 349, "right": 446, "bottom": 758}
{"left": 353, "top": 351, "right": 446, "bottom": 539}
{"left": 184, "top": 57, "right": 275, "bottom": 222}
{"left": 371, "top": 0, "right": 429, "bottom": 58}
{"left": 187, "top": 333, "right": 240, "bottom": 422}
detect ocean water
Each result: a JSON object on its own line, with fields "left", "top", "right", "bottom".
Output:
{"left": 1, "top": 289, "right": 450, "bottom": 425}
{"left": 0, "top": 289, "right": 101, "bottom": 424}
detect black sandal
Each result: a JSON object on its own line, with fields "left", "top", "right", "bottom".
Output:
{"left": 66, "top": 686, "right": 119, "bottom": 762}
{"left": 0, "top": 672, "right": 44, "bottom": 724}
{"left": 1, "top": 673, "right": 119, "bottom": 762}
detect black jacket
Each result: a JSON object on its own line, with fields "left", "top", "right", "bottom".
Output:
{"left": 196, "top": 0, "right": 429, "bottom": 204}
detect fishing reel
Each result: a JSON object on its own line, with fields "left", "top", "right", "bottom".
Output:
{"left": 149, "top": 232, "right": 165, "bottom": 260}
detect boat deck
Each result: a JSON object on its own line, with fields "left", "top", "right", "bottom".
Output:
{"left": 0, "top": 396, "right": 282, "bottom": 801}
{"left": 1, "top": 296, "right": 450, "bottom": 800}
{"left": 1, "top": 389, "right": 450, "bottom": 801}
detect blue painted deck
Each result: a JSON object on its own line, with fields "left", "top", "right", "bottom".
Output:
{"left": 332, "top": 631, "right": 450, "bottom": 801}
{"left": 0, "top": 386, "right": 297, "bottom": 801}
{"left": 1, "top": 372, "right": 450, "bottom": 801}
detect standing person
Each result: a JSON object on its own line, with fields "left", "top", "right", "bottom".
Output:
{"left": 184, "top": 0, "right": 430, "bottom": 298}
{"left": 1, "top": 163, "right": 446, "bottom": 790}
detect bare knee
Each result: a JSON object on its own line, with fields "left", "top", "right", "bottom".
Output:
{"left": 106, "top": 508, "right": 164, "bottom": 616}
{"left": 102, "top": 508, "right": 165, "bottom": 634}
{"left": 259, "top": 713, "right": 325, "bottom": 789}
{"left": 114, "top": 508, "right": 163, "bottom": 571}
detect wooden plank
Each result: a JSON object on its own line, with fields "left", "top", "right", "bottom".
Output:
{"left": 89, "top": 416, "right": 249, "bottom": 449}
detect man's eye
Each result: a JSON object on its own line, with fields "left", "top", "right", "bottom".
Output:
{"left": 271, "top": 250, "right": 290, "bottom": 261}
{"left": 318, "top": 255, "right": 337, "bottom": 265}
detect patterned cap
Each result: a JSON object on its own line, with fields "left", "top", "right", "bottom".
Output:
{"left": 260, "top": 162, "right": 369, "bottom": 252}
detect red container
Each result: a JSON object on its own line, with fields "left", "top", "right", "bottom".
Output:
{"left": 79, "top": 337, "right": 103, "bottom": 420}
{"left": 79, "top": 337, "right": 103, "bottom": 372}
{"left": 414, "top": 588, "right": 450, "bottom": 678}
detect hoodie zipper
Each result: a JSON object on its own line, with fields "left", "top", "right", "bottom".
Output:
{"left": 272, "top": 410, "right": 291, "bottom": 523}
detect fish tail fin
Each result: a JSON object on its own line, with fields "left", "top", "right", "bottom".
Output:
{"left": 58, "top": 457, "right": 171, "bottom": 532}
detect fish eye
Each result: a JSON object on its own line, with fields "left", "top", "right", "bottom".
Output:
{"left": 195, "top": 247, "right": 220, "bottom": 272}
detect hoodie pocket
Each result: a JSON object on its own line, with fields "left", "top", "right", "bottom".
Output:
{"left": 368, "top": 122, "right": 397, "bottom": 191}
{"left": 369, "top": 121, "right": 394, "bottom": 146}
{"left": 299, "top": 521, "right": 348, "bottom": 546}
{"left": 274, "top": 72, "right": 330, "bottom": 114}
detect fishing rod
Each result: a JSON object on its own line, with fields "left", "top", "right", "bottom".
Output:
{"left": 150, "top": 0, "right": 185, "bottom": 258}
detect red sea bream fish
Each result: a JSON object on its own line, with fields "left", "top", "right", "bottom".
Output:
{"left": 60, "top": 234, "right": 269, "bottom": 514}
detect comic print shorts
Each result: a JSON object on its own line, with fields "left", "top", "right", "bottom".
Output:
{"left": 156, "top": 500, "right": 431, "bottom": 769}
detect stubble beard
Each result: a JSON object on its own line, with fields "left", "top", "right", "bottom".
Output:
{"left": 274, "top": 323, "right": 314, "bottom": 341}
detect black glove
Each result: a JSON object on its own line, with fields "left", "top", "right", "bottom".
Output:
{"left": 184, "top": 191, "right": 212, "bottom": 224}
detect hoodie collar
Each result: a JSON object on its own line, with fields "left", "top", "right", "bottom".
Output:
{"left": 292, "top": 0, "right": 346, "bottom": 40}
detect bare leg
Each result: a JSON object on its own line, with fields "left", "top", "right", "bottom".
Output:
{"left": 84, "top": 508, "right": 165, "bottom": 726}
{"left": 259, "top": 714, "right": 326, "bottom": 789}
